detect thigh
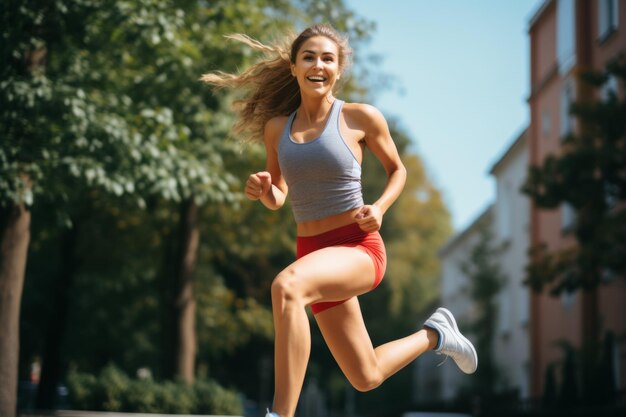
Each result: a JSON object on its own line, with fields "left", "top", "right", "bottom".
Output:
{"left": 314, "top": 298, "right": 378, "bottom": 384}
{"left": 280, "top": 245, "right": 376, "bottom": 306}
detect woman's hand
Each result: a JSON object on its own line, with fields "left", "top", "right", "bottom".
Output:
{"left": 355, "top": 204, "right": 383, "bottom": 232}
{"left": 245, "top": 171, "right": 272, "bottom": 200}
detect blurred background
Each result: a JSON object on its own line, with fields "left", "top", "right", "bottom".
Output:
{"left": 1, "top": 1, "right": 625, "bottom": 417}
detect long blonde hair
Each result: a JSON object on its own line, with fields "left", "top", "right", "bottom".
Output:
{"left": 201, "top": 24, "right": 352, "bottom": 144}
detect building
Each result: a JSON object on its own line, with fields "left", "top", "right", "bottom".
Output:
{"left": 527, "top": 0, "right": 626, "bottom": 398}
{"left": 489, "top": 129, "right": 531, "bottom": 399}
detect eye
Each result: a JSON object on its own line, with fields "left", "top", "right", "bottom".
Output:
{"left": 303, "top": 55, "right": 314, "bottom": 61}
{"left": 324, "top": 57, "right": 334, "bottom": 63}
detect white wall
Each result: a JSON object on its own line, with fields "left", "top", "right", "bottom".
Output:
{"left": 491, "top": 136, "right": 531, "bottom": 399}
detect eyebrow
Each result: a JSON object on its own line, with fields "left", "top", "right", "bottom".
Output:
{"left": 301, "top": 49, "right": 336, "bottom": 56}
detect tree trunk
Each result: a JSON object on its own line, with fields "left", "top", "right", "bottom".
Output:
{"left": 578, "top": 203, "right": 602, "bottom": 403}
{"left": 0, "top": 204, "right": 31, "bottom": 417}
{"left": 174, "top": 199, "right": 199, "bottom": 384}
{"left": 35, "top": 225, "right": 78, "bottom": 410}
{"left": 159, "top": 226, "right": 177, "bottom": 379}
{"left": 581, "top": 286, "right": 600, "bottom": 404}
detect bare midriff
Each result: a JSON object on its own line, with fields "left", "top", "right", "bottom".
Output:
{"left": 296, "top": 207, "right": 363, "bottom": 237}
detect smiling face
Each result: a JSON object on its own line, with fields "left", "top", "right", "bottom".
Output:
{"left": 291, "top": 36, "right": 341, "bottom": 99}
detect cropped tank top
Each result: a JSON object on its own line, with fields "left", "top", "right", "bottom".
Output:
{"left": 278, "top": 99, "right": 364, "bottom": 223}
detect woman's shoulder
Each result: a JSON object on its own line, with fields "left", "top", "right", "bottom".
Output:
{"left": 265, "top": 115, "right": 290, "bottom": 132}
{"left": 341, "top": 101, "right": 387, "bottom": 128}
{"left": 264, "top": 115, "right": 290, "bottom": 145}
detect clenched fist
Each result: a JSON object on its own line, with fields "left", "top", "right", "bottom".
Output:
{"left": 245, "top": 171, "right": 272, "bottom": 200}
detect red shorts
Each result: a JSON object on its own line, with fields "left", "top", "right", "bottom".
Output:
{"left": 296, "top": 222, "right": 387, "bottom": 315}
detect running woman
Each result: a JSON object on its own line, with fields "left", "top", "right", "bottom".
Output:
{"left": 202, "top": 23, "right": 477, "bottom": 417}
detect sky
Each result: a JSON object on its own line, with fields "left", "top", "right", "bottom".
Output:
{"left": 345, "top": 0, "right": 545, "bottom": 232}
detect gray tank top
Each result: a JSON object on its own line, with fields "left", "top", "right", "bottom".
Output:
{"left": 278, "top": 99, "right": 364, "bottom": 223}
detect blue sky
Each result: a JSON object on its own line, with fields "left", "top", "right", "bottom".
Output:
{"left": 346, "top": 0, "right": 545, "bottom": 231}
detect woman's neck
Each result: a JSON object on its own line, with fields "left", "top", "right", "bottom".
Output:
{"left": 297, "top": 94, "right": 335, "bottom": 125}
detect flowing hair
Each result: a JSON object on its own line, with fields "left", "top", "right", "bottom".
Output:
{"left": 201, "top": 23, "right": 352, "bottom": 144}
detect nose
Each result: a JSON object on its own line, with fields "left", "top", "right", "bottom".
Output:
{"left": 313, "top": 57, "right": 323, "bottom": 69}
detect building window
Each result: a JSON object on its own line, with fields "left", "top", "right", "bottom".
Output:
{"left": 560, "top": 79, "right": 575, "bottom": 138}
{"left": 601, "top": 74, "right": 619, "bottom": 101}
{"left": 561, "top": 289, "right": 576, "bottom": 309}
{"left": 561, "top": 202, "right": 576, "bottom": 232}
{"left": 557, "top": 0, "right": 576, "bottom": 75}
{"left": 498, "top": 287, "right": 511, "bottom": 336}
{"left": 519, "top": 281, "right": 529, "bottom": 327}
{"left": 598, "top": 0, "right": 619, "bottom": 42}
{"left": 497, "top": 182, "right": 512, "bottom": 242}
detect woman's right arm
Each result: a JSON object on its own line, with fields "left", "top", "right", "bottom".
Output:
{"left": 244, "top": 117, "right": 288, "bottom": 210}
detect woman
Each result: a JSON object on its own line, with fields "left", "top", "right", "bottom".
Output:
{"left": 202, "top": 24, "right": 477, "bottom": 417}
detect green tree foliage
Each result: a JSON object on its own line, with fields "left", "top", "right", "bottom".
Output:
{"left": 2, "top": 0, "right": 244, "bottom": 212}
{"left": 522, "top": 56, "right": 626, "bottom": 294}
{"left": 3, "top": 0, "right": 294, "bottom": 411}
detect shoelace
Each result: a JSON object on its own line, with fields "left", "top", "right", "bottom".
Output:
{"left": 436, "top": 355, "right": 449, "bottom": 367}
{"left": 436, "top": 337, "right": 464, "bottom": 367}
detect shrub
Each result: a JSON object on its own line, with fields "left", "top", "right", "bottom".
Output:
{"left": 65, "top": 372, "right": 98, "bottom": 411}
{"left": 66, "top": 364, "right": 243, "bottom": 415}
{"left": 194, "top": 379, "right": 243, "bottom": 415}
{"left": 99, "top": 364, "right": 131, "bottom": 411}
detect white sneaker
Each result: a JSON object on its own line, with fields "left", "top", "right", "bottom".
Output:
{"left": 266, "top": 409, "right": 280, "bottom": 417}
{"left": 424, "top": 307, "right": 478, "bottom": 374}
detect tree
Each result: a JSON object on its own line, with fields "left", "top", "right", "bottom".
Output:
{"left": 1, "top": 0, "right": 256, "bottom": 411}
{"left": 523, "top": 56, "right": 626, "bottom": 293}
{"left": 522, "top": 55, "right": 626, "bottom": 403}
{"left": 0, "top": 205, "right": 30, "bottom": 417}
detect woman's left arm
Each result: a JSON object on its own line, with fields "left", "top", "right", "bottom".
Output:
{"left": 355, "top": 104, "right": 407, "bottom": 231}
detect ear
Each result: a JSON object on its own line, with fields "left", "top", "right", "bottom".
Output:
{"left": 290, "top": 63, "right": 296, "bottom": 77}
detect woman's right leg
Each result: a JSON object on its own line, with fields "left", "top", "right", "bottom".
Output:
{"left": 270, "top": 246, "right": 378, "bottom": 417}
{"left": 270, "top": 282, "right": 311, "bottom": 416}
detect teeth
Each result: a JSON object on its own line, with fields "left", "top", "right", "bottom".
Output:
{"left": 308, "top": 76, "right": 325, "bottom": 81}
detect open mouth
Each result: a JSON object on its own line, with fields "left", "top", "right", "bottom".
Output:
{"left": 307, "top": 75, "right": 327, "bottom": 83}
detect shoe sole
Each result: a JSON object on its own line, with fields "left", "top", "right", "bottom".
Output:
{"left": 436, "top": 307, "right": 478, "bottom": 374}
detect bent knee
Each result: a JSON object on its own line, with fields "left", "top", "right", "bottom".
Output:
{"left": 271, "top": 269, "right": 304, "bottom": 305}
{"left": 349, "top": 370, "right": 384, "bottom": 392}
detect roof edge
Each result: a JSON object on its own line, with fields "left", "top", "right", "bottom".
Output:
{"left": 527, "top": 0, "right": 554, "bottom": 32}
{"left": 489, "top": 127, "right": 529, "bottom": 176}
